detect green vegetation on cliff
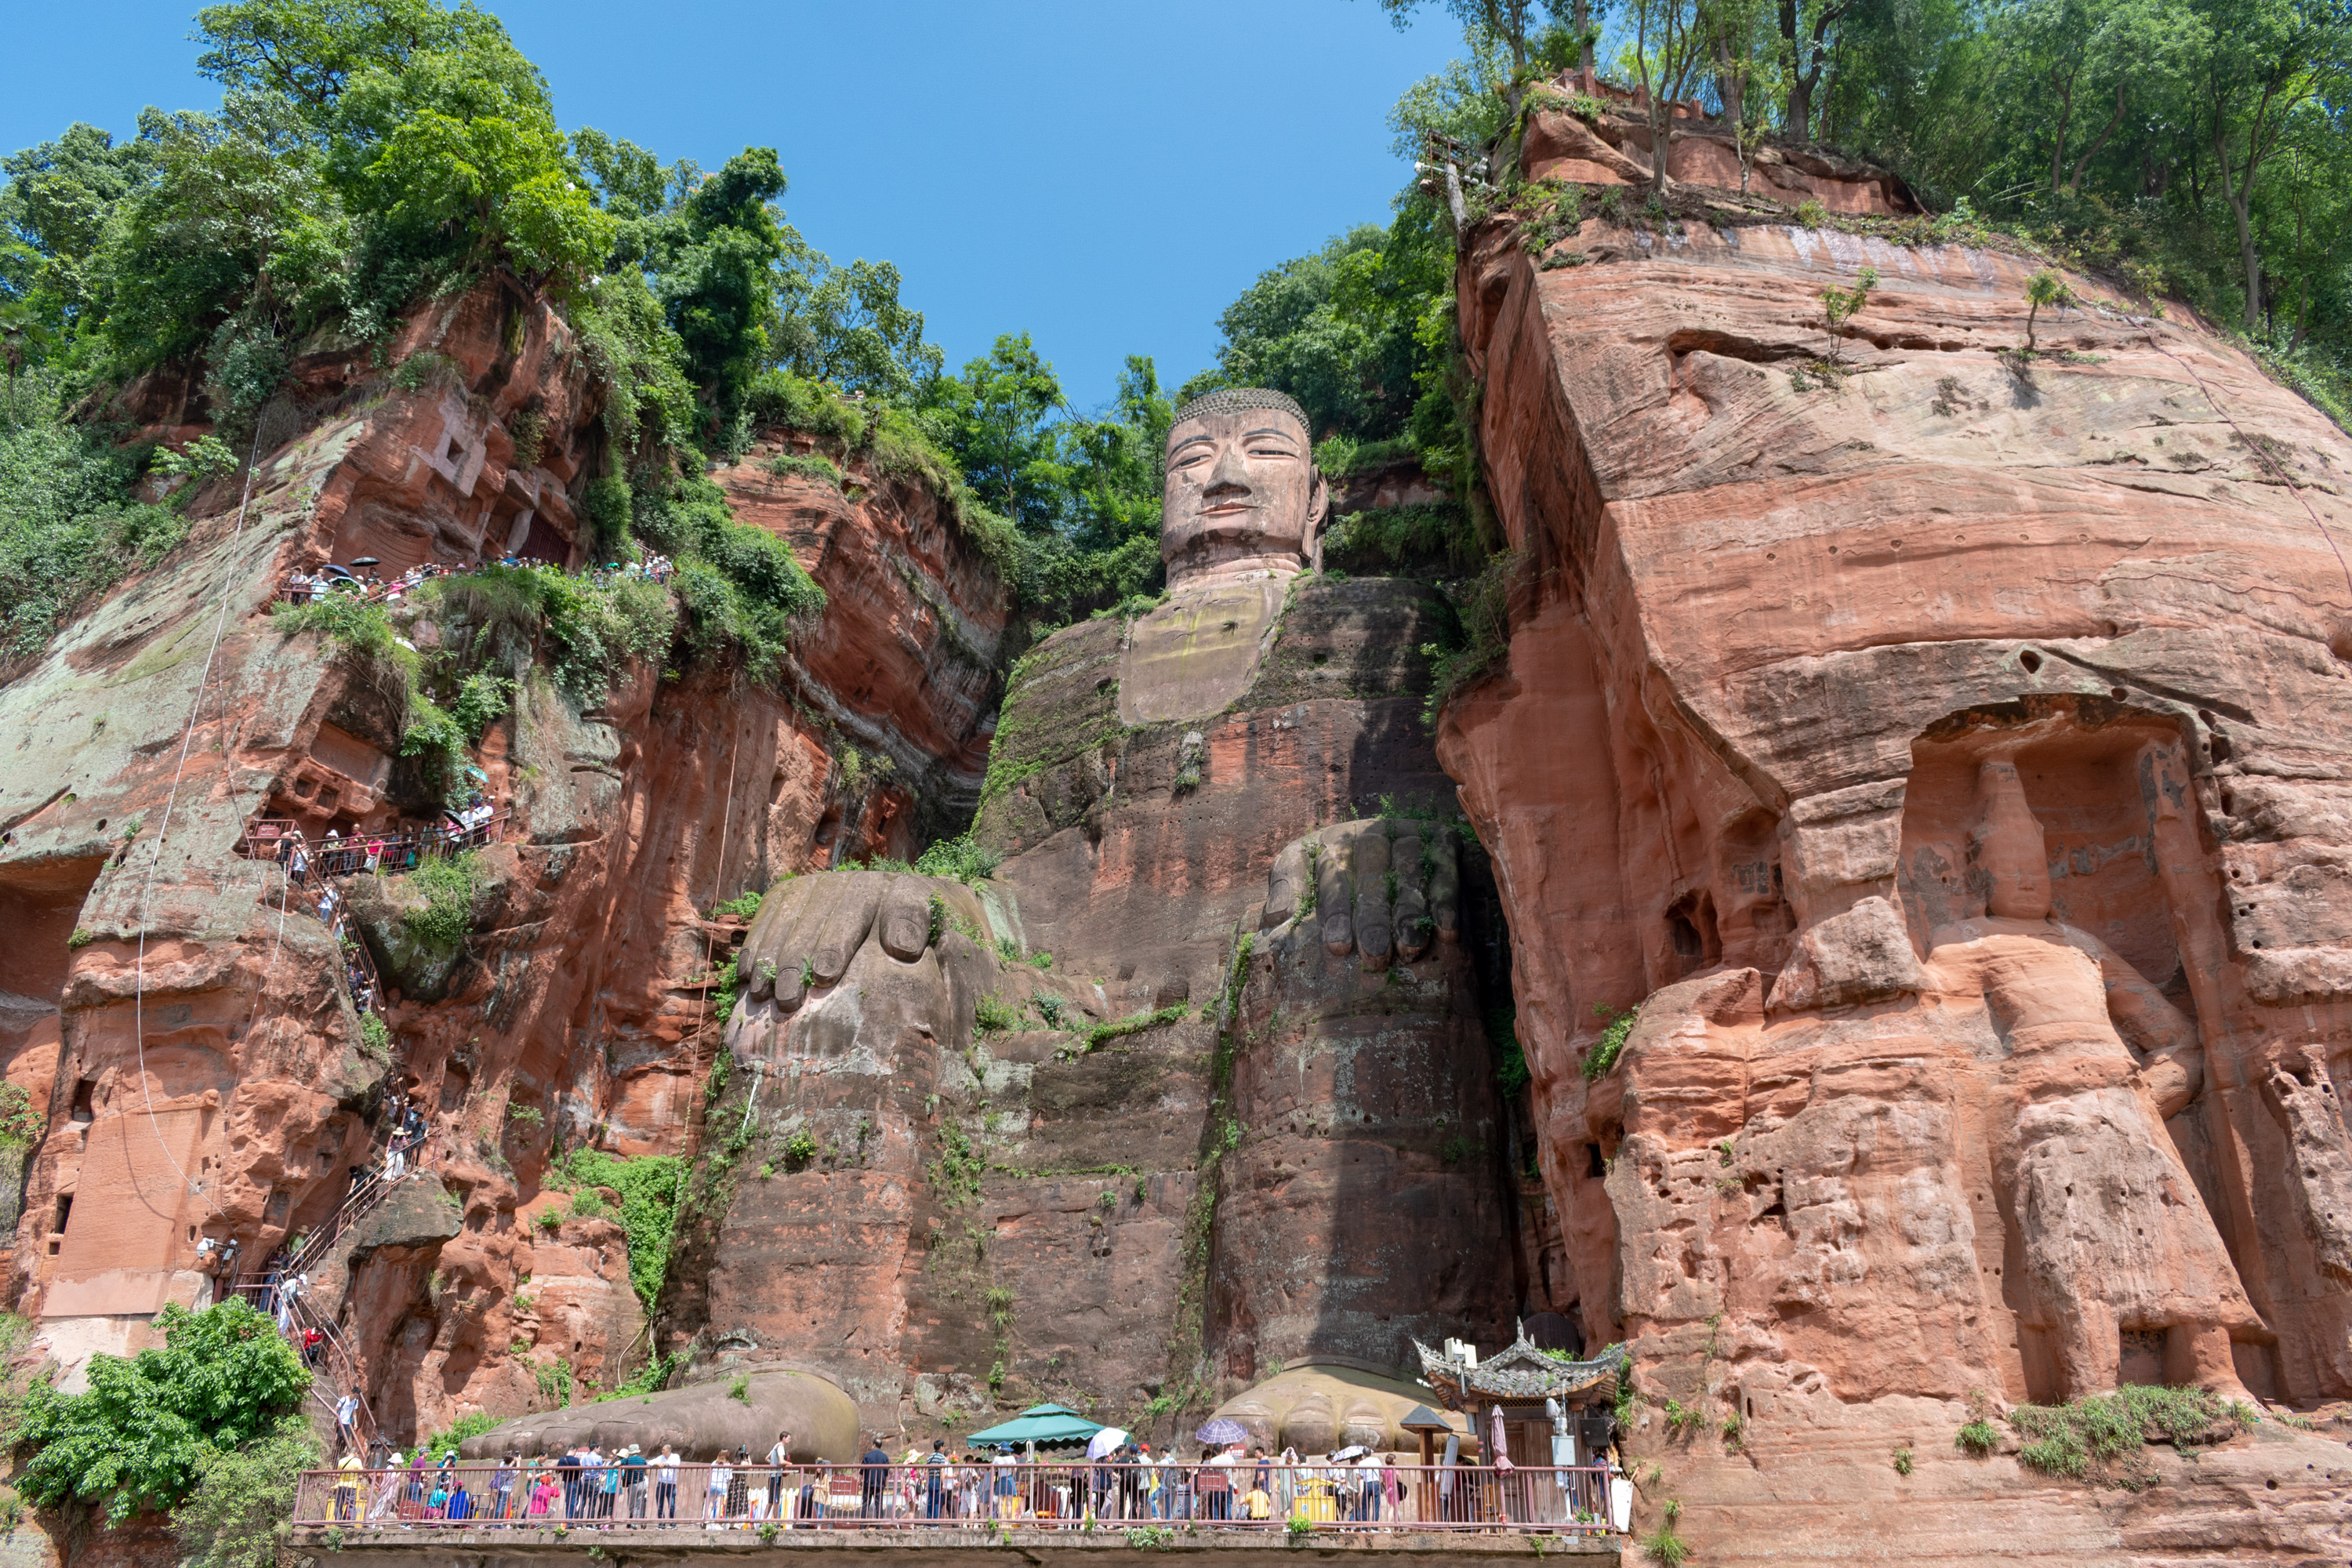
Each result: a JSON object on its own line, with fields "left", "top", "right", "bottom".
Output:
{"left": 10, "top": 1299, "right": 308, "bottom": 1524}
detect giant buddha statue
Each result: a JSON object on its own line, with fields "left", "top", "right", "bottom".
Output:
{"left": 676, "top": 389, "right": 1527, "bottom": 1434}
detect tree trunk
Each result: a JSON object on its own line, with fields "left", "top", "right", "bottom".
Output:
{"left": 2214, "top": 122, "right": 2263, "bottom": 331}
{"left": 1780, "top": 0, "right": 1811, "bottom": 140}
{"left": 2067, "top": 79, "right": 2128, "bottom": 195}
{"left": 1574, "top": 0, "right": 1596, "bottom": 78}
{"left": 2049, "top": 67, "right": 2078, "bottom": 194}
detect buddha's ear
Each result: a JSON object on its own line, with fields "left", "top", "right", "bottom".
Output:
{"left": 1305, "top": 466, "right": 1330, "bottom": 541}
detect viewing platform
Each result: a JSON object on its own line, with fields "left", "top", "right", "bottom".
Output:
{"left": 292, "top": 1523, "right": 1618, "bottom": 1566}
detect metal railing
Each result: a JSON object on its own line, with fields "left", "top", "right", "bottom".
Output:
{"left": 289, "top": 1462, "right": 1623, "bottom": 1534}
{"left": 278, "top": 559, "right": 675, "bottom": 609}
{"left": 241, "top": 817, "right": 510, "bottom": 880}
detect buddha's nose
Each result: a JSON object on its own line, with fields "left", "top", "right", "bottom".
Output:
{"left": 1203, "top": 443, "right": 1252, "bottom": 499}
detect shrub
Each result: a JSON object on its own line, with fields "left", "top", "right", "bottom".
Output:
{"left": 710, "top": 888, "right": 766, "bottom": 922}
{"left": 534, "top": 1207, "right": 564, "bottom": 1235}
{"left": 1642, "top": 1512, "right": 1690, "bottom": 1565}
{"left": 270, "top": 592, "right": 416, "bottom": 705}
{"left": 914, "top": 832, "right": 1002, "bottom": 885}
{"left": 1955, "top": 1418, "right": 2000, "bottom": 1457}
{"left": 1893, "top": 1446, "right": 1914, "bottom": 1475}
{"left": 1421, "top": 550, "right": 1515, "bottom": 726}
{"left": 13, "top": 1300, "right": 309, "bottom": 1523}
{"left": 419, "top": 1412, "right": 499, "bottom": 1461}
{"left": 1584, "top": 1004, "right": 1638, "bottom": 1080}
{"left": 0, "top": 1083, "right": 45, "bottom": 1149}
{"left": 0, "top": 382, "right": 191, "bottom": 662}
{"left": 399, "top": 851, "right": 484, "bottom": 959}
{"left": 2006, "top": 1385, "right": 2235, "bottom": 1479}
{"left": 973, "top": 993, "right": 1019, "bottom": 1036}
{"left": 549, "top": 1148, "right": 683, "bottom": 1307}
{"left": 765, "top": 452, "right": 844, "bottom": 488}
{"left": 782, "top": 1129, "right": 819, "bottom": 1168}
{"left": 358, "top": 1014, "right": 392, "bottom": 1061}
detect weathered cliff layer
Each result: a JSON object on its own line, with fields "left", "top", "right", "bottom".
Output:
{"left": 0, "top": 278, "right": 1011, "bottom": 1444}
{"left": 1440, "top": 158, "right": 2352, "bottom": 1557}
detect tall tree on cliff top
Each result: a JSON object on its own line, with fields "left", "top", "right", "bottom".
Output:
{"left": 1620, "top": 0, "right": 1712, "bottom": 194}
{"left": 1777, "top": 0, "right": 1853, "bottom": 142}
{"left": 2181, "top": 0, "right": 2352, "bottom": 329}
{"left": 194, "top": 0, "right": 509, "bottom": 121}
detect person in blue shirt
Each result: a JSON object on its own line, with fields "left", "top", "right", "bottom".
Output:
{"left": 859, "top": 1437, "right": 890, "bottom": 1523}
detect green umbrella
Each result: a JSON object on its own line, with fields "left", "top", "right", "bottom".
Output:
{"left": 967, "top": 1403, "right": 1103, "bottom": 1450}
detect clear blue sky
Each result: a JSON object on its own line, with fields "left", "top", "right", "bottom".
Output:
{"left": 1, "top": 1, "right": 1468, "bottom": 410}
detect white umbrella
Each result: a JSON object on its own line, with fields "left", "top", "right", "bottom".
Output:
{"left": 1086, "top": 1427, "right": 1130, "bottom": 1460}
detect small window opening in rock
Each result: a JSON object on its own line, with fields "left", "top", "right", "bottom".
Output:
{"left": 2110, "top": 686, "right": 2129, "bottom": 700}
{"left": 2211, "top": 732, "right": 2233, "bottom": 762}
{"left": 2020, "top": 649, "right": 2044, "bottom": 673}
{"left": 1665, "top": 889, "right": 1721, "bottom": 969}
{"left": 53, "top": 1195, "right": 72, "bottom": 1234}
{"left": 1586, "top": 1143, "right": 1606, "bottom": 1178}
{"left": 94, "top": 819, "right": 106, "bottom": 832}
{"left": 266, "top": 1190, "right": 289, "bottom": 1223}
{"left": 70, "top": 1079, "right": 94, "bottom": 1123}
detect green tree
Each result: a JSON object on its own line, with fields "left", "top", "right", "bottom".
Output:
{"left": 12, "top": 1299, "right": 310, "bottom": 1524}
{"left": 172, "top": 1416, "right": 323, "bottom": 1568}
{"left": 924, "top": 332, "right": 1073, "bottom": 532}
{"left": 194, "top": 0, "right": 510, "bottom": 122}
{"left": 1619, "top": 0, "right": 1711, "bottom": 195}
{"left": 772, "top": 256, "right": 945, "bottom": 403}
{"left": 98, "top": 100, "right": 348, "bottom": 373}
{"left": 0, "top": 124, "right": 158, "bottom": 365}
{"left": 1777, "top": 0, "right": 1856, "bottom": 143}
{"left": 654, "top": 146, "right": 793, "bottom": 423}
{"left": 325, "top": 28, "right": 613, "bottom": 291}
{"left": 2183, "top": 0, "right": 2352, "bottom": 328}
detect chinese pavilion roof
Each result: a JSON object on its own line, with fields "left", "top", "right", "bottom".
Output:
{"left": 1412, "top": 1330, "right": 1627, "bottom": 1410}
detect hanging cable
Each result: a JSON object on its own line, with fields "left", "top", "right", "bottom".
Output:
{"left": 125, "top": 420, "right": 268, "bottom": 1223}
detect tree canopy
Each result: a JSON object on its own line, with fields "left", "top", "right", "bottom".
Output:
{"left": 10, "top": 1300, "right": 310, "bottom": 1523}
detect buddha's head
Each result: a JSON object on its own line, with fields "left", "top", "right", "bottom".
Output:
{"left": 1970, "top": 760, "right": 2052, "bottom": 920}
{"left": 1162, "top": 388, "right": 1327, "bottom": 590}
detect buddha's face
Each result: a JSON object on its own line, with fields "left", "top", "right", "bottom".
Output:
{"left": 1163, "top": 408, "right": 1327, "bottom": 589}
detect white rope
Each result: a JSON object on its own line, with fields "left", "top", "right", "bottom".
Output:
{"left": 127, "top": 421, "right": 268, "bottom": 1221}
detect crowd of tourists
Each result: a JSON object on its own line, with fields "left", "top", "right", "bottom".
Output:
{"left": 315, "top": 1436, "right": 1530, "bottom": 1530}
{"left": 281, "top": 548, "right": 674, "bottom": 611}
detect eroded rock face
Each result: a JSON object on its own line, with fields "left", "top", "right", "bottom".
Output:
{"left": 1440, "top": 130, "right": 2352, "bottom": 1559}
{"left": 0, "top": 278, "right": 1011, "bottom": 1447}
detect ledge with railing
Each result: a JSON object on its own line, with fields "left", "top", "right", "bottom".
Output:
{"left": 240, "top": 815, "right": 510, "bottom": 881}
{"left": 289, "top": 1461, "right": 1625, "bottom": 1537}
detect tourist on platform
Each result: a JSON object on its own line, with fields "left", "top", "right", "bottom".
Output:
{"left": 860, "top": 1436, "right": 890, "bottom": 1523}
{"left": 655, "top": 1443, "right": 681, "bottom": 1523}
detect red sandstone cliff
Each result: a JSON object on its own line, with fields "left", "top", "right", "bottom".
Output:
{"left": 1437, "top": 97, "right": 2352, "bottom": 1564}
{"left": 0, "top": 277, "right": 1011, "bottom": 1457}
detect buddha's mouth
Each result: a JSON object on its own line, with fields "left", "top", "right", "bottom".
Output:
{"left": 1198, "top": 502, "right": 1256, "bottom": 517}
